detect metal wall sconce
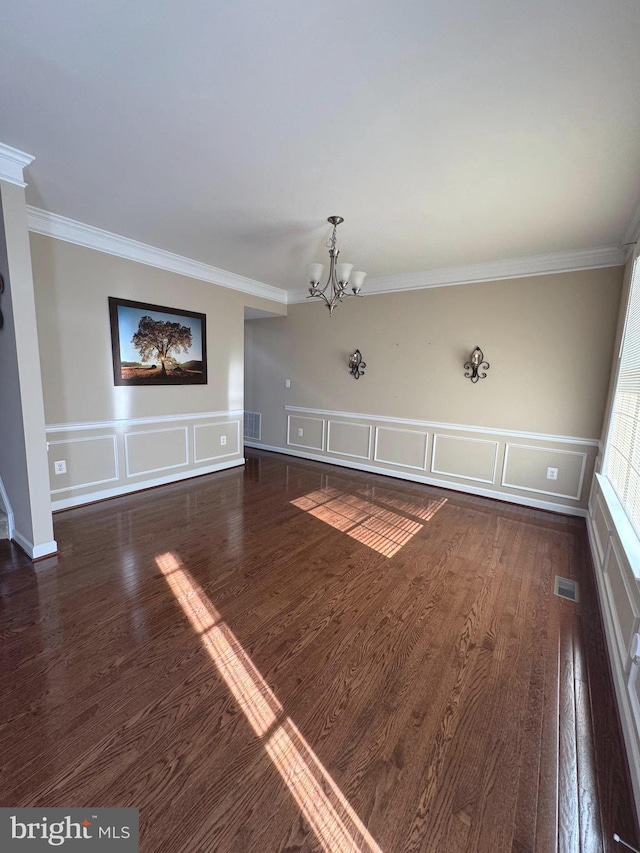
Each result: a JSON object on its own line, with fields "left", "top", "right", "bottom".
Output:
{"left": 464, "top": 346, "right": 489, "bottom": 383}
{"left": 348, "top": 349, "right": 366, "bottom": 379}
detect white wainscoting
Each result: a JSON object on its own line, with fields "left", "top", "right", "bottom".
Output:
{"left": 586, "top": 474, "right": 640, "bottom": 820}
{"left": 253, "top": 406, "right": 600, "bottom": 515}
{"left": 286, "top": 415, "right": 325, "bottom": 451}
{"left": 124, "top": 427, "right": 189, "bottom": 478}
{"left": 431, "top": 435, "right": 499, "bottom": 484}
{"left": 327, "top": 420, "right": 372, "bottom": 460}
{"left": 49, "top": 435, "right": 119, "bottom": 494}
{"left": 47, "top": 410, "right": 244, "bottom": 510}
{"left": 374, "top": 426, "right": 429, "bottom": 471}
{"left": 194, "top": 421, "right": 241, "bottom": 463}
{"left": 501, "top": 443, "right": 587, "bottom": 501}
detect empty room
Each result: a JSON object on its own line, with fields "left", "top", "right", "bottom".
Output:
{"left": 1, "top": 2, "right": 640, "bottom": 851}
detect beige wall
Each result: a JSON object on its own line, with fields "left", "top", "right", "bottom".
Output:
{"left": 0, "top": 183, "right": 56, "bottom": 556}
{"left": 245, "top": 267, "right": 623, "bottom": 512}
{"left": 30, "top": 234, "right": 283, "bottom": 508}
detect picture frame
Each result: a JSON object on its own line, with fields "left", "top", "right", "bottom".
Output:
{"left": 109, "top": 297, "right": 208, "bottom": 386}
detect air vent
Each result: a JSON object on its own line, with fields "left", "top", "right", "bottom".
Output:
{"left": 554, "top": 576, "right": 579, "bottom": 602}
{"left": 244, "top": 411, "right": 261, "bottom": 441}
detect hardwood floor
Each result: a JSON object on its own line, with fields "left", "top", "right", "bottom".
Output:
{"left": 1, "top": 448, "right": 638, "bottom": 852}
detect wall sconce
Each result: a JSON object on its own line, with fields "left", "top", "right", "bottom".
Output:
{"left": 348, "top": 349, "right": 366, "bottom": 379}
{"left": 464, "top": 346, "right": 489, "bottom": 383}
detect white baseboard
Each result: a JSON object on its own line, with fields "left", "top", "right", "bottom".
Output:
{"left": 245, "top": 443, "right": 588, "bottom": 517}
{"left": 51, "top": 457, "right": 245, "bottom": 511}
{"left": 12, "top": 529, "right": 58, "bottom": 560}
{"left": 585, "top": 517, "right": 640, "bottom": 823}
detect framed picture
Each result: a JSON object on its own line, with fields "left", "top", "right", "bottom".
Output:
{"left": 109, "top": 297, "right": 207, "bottom": 386}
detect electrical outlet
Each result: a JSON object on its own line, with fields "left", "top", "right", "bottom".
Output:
{"left": 297, "top": 428, "right": 304, "bottom": 437}
{"left": 547, "top": 467, "right": 558, "bottom": 480}
{"left": 220, "top": 435, "right": 227, "bottom": 446}
{"left": 54, "top": 460, "right": 67, "bottom": 475}
{"left": 285, "top": 379, "right": 291, "bottom": 388}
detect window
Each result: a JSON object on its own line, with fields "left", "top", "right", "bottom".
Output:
{"left": 604, "top": 253, "right": 640, "bottom": 537}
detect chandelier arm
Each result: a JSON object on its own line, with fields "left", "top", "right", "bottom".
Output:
{"left": 306, "top": 290, "right": 332, "bottom": 310}
{"left": 324, "top": 248, "right": 339, "bottom": 296}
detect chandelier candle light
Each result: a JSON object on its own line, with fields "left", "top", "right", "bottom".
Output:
{"left": 307, "top": 216, "right": 367, "bottom": 315}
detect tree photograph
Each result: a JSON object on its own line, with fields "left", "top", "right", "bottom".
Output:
{"left": 109, "top": 297, "right": 207, "bottom": 385}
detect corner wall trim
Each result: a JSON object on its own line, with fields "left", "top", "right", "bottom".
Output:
{"left": 12, "top": 529, "right": 58, "bottom": 560}
{"left": 27, "top": 207, "right": 287, "bottom": 304}
{"left": 246, "top": 443, "right": 588, "bottom": 518}
{"left": 0, "top": 476, "right": 15, "bottom": 541}
{"left": 0, "top": 143, "right": 34, "bottom": 188}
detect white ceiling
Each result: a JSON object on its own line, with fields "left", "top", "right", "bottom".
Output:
{"left": 1, "top": 0, "right": 640, "bottom": 294}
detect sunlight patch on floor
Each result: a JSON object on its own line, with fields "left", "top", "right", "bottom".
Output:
{"left": 156, "top": 552, "right": 383, "bottom": 853}
{"left": 291, "top": 488, "right": 446, "bottom": 558}
{"left": 361, "top": 489, "right": 448, "bottom": 523}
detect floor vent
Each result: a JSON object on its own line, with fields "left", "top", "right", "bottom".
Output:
{"left": 554, "top": 576, "right": 579, "bottom": 602}
{"left": 244, "top": 411, "right": 262, "bottom": 441}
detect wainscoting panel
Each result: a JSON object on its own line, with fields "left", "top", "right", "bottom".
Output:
{"left": 374, "top": 427, "right": 429, "bottom": 471}
{"left": 125, "top": 427, "right": 189, "bottom": 478}
{"left": 603, "top": 538, "right": 640, "bottom": 666}
{"left": 431, "top": 435, "right": 498, "bottom": 484}
{"left": 47, "top": 410, "right": 244, "bottom": 510}
{"left": 194, "top": 421, "right": 240, "bottom": 463}
{"left": 502, "top": 444, "right": 587, "bottom": 501}
{"left": 591, "top": 492, "right": 611, "bottom": 566}
{"left": 327, "top": 421, "right": 372, "bottom": 460}
{"left": 586, "top": 474, "right": 640, "bottom": 820}
{"left": 49, "top": 435, "right": 118, "bottom": 494}
{"left": 287, "top": 415, "right": 325, "bottom": 451}
{"left": 253, "top": 407, "right": 600, "bottom": 516}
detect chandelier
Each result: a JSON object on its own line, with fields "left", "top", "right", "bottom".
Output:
{"left": 307, "top": 216, "right": 367, "bottom": 315}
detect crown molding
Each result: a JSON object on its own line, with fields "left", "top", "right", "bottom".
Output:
{"left": 24, "top": 204, "right": 627, "bottom": 304}
{"left": 0, "top": 143, "right": 35, "bottom": 188}
{"left": 287, "top": 245, "right": 626, "bottom": 303}
{"left": 27, "top": 206, "right": 288, "bottom": 304}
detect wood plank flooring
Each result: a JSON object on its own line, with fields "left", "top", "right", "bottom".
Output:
{"left": 0, "top": 448, "right": 638, "bottom": 852}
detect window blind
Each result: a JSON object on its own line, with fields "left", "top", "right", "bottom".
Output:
{"left": 605, "top": 255, "right": 640, "bottom": 536}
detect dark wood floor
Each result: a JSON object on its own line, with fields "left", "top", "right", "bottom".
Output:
{"left": 1, "top": 449, "right": 638, "bottom": 852}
